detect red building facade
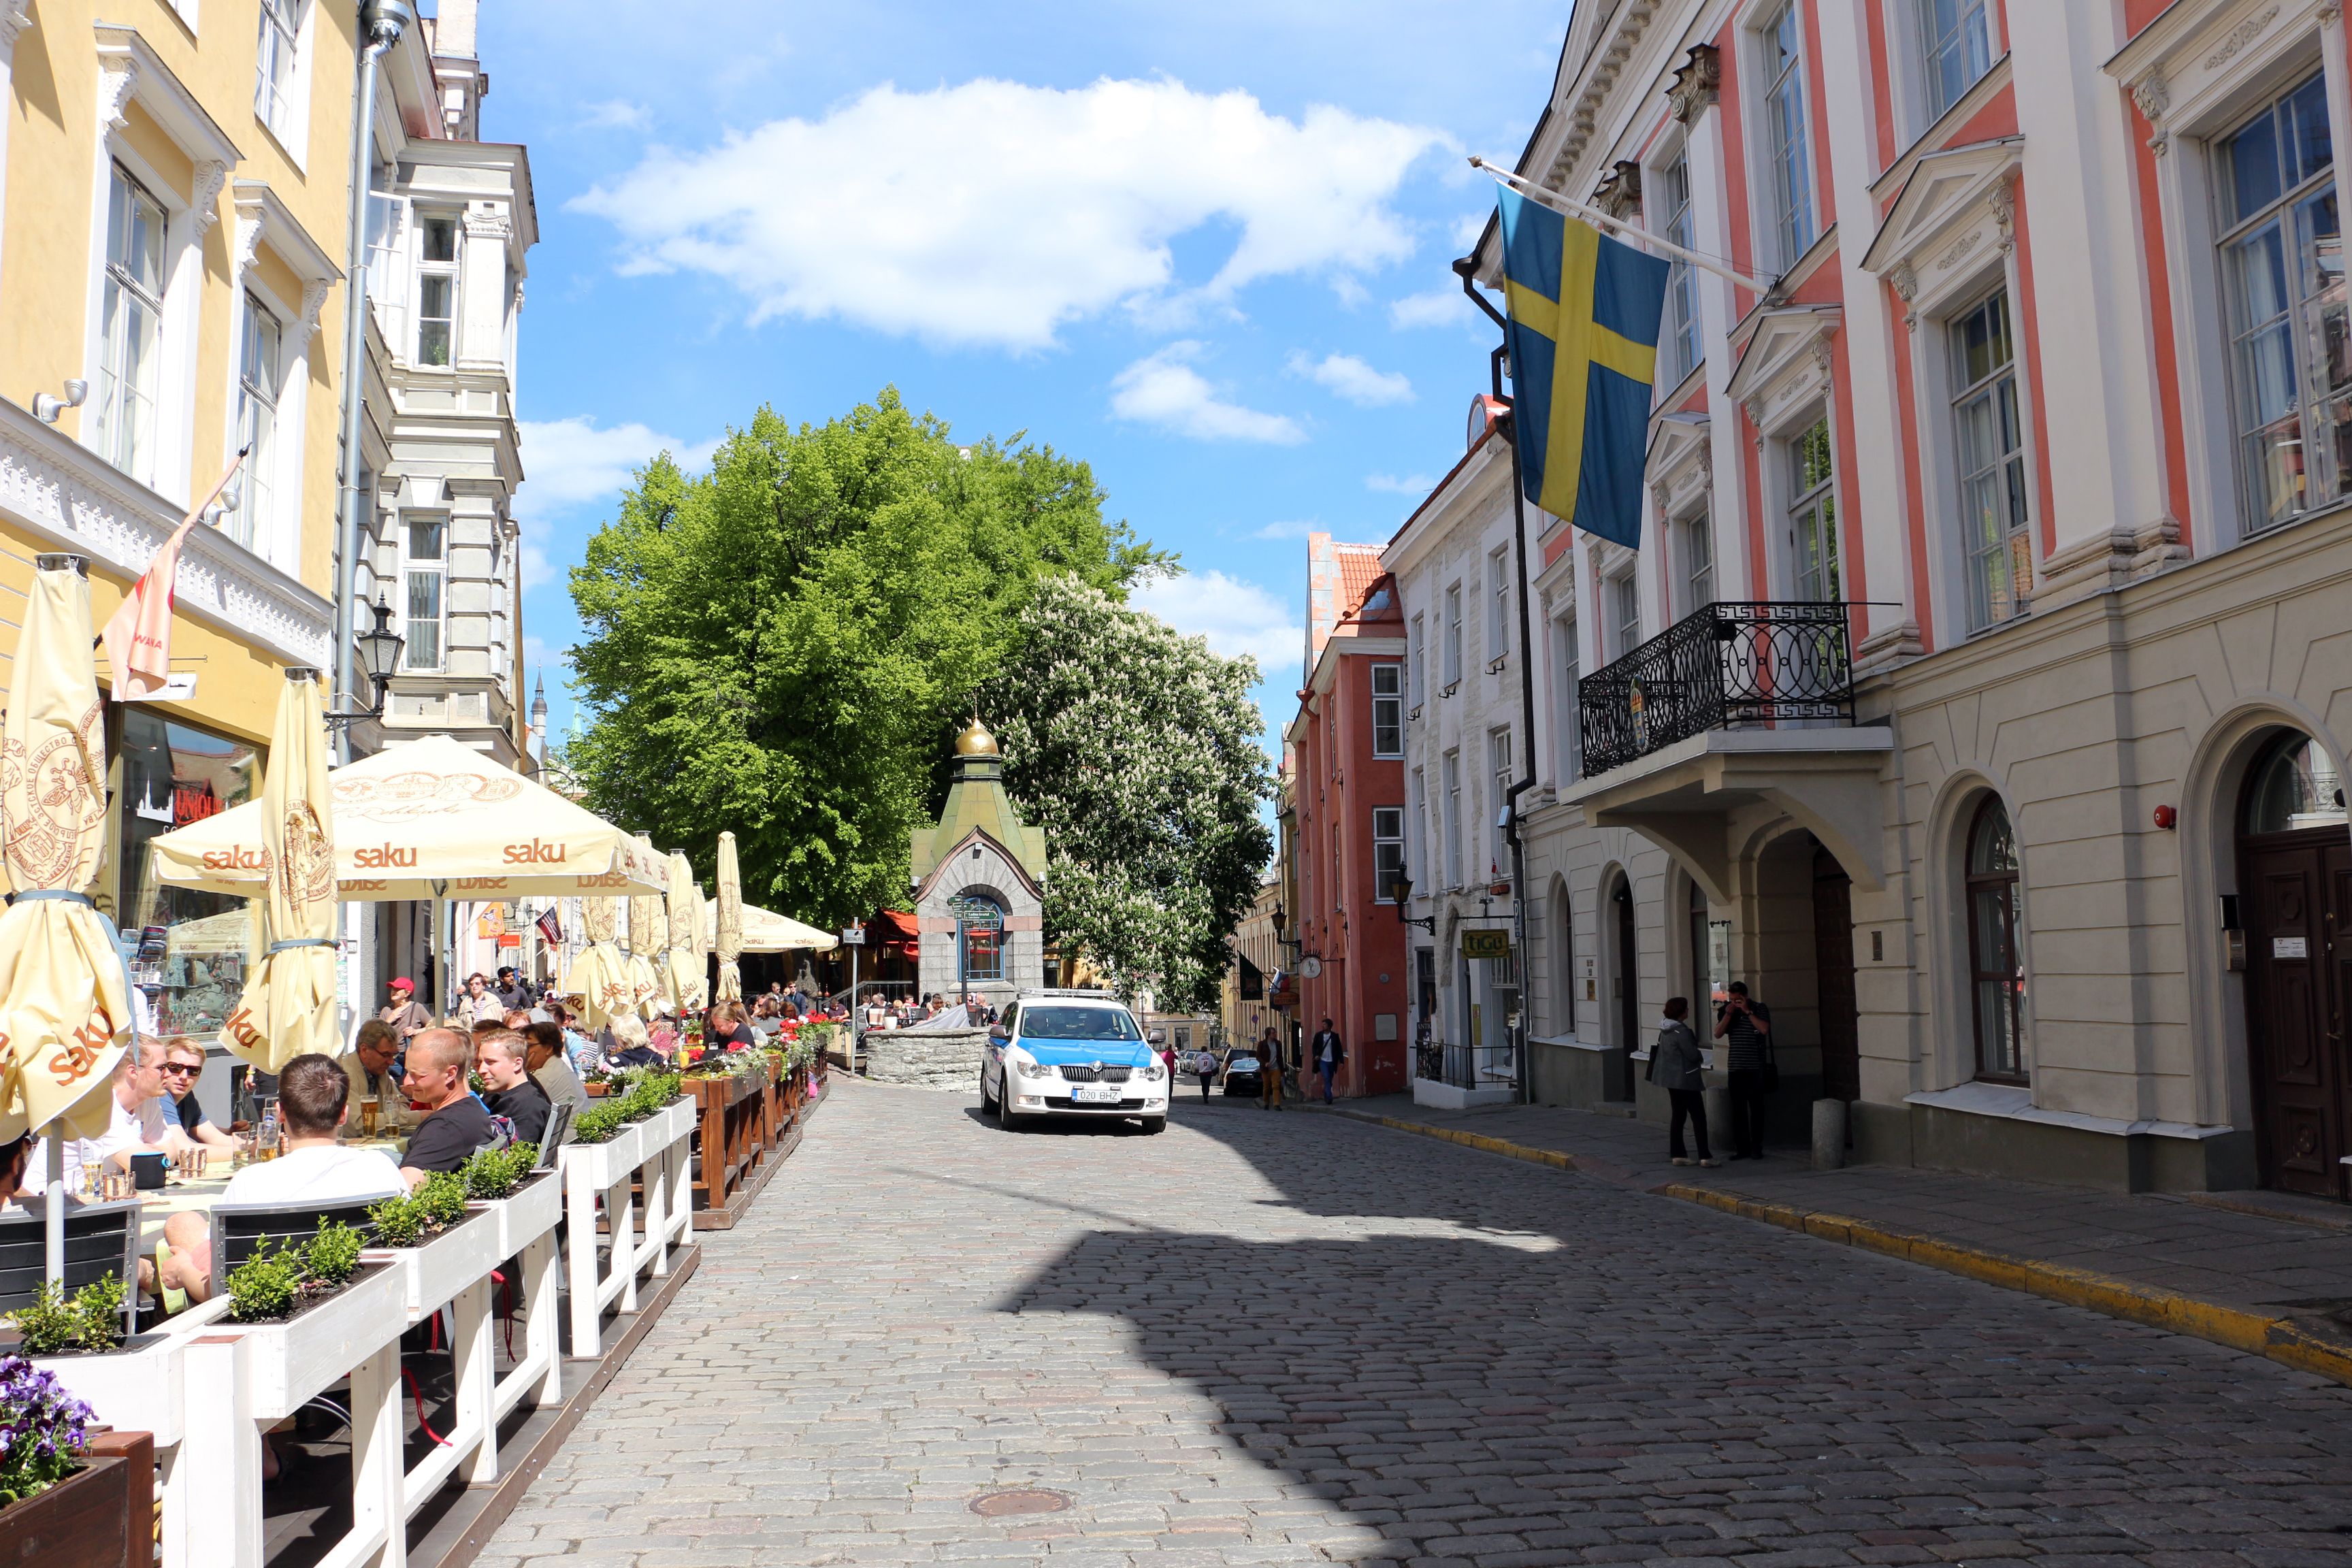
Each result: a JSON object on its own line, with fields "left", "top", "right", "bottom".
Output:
{"left": 1284, "top": 536, "right": 1409, "bottom": 1097}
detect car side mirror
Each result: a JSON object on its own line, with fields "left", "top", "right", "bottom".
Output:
{"left": 1147, "top": 1030, "right": 1165, "bottom": 1045}
{"left": 989, "top": 1024, "right": 1009, "bottom": 1041}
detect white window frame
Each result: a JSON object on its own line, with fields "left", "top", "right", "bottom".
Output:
{"left": 1409, "top": 612, "right": 1425, "bottom": 712}
{"left": 1371, "top": 664, "right": 1403, "bottom": 757}
{"left": 1372, "top": 806, "right": 1403, "bottom": 904}
{"left": 1488, "top": 548, "right": 1511, "bottom": 663}
{"left": 1948, "top": 287, "right": 2031, "bottom": 629}
{"left": 228, "top": 291, "right": 283, "bottom": 553}
{"left": 1680, "top": 513, "right": 1714, "bottom": 615}
{"left": 93, "top": 161, "right": 168, "bottom": 489}
{"left": 1754, "top": 0, "right": 1816, "bottom": 270}
{"left": 402, "top": 514, "right": 450, "bottom": 672}
{"left": 365, "top": 184, "right": 410, "bottom": 355}
{"left": 1489, "top": 728, "right": 1514, "bottom": 875}
{"left": 250, "top": 0, "right": 314, "bottom": 163}
{"left": 414, "top": 210, "right": 461, "bottom": 368}
{"left": 1443, "top": 749, "right": 1463, "bottom": 889}
{"left": 1555, "top": 612, "right": 1582, "bottom": 783}
{"left": 1916, "top": 0, "right": 1995, "bottom": 124}
{"left": 1657, "top": 142, "right": 1700, "bottom": 385}
{"left": 1786, "top": 415, "right": 1842, "bottom": 603}
{"left": 1443, "top": 583, "right": 1463, "bottom": 691}
{"left": 1612, "top": 573, "right": 1641, "bottom": 659}
{"left": 1411, "top": 768, "right": 1428, "bottom": 894}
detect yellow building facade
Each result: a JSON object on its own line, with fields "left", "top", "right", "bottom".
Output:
{"left": 1, "top": 0, "right": 359, "bottom": 1034}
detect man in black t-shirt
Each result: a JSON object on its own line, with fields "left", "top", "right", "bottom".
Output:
{"left": 398, "top": 1030, "right": 502, "bottom": 1186}
{"left": 474, "top": 1029, "right": 551, "bottom": 1146}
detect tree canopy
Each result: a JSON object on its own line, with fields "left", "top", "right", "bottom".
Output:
{"left": 979, "top": 575, "right": 1275, "bottom": 1013}
{"left": 563, "top": 389, "right": 1165, "bottom": 926}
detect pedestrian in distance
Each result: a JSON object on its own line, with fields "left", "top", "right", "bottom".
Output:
{"left": 1649, "top": 997, "right": 1718, "bottom": 1167}
{"left": 1310, "top": 1018, "right": 1344, "bottom": 1104}
{"left": 1193, "top": 1047, "right": 1218, "bottom": 1103}
{"left": 1256, "top": 1026, "right": 1284, "bottom": 1111}
{"left": 1713, "top": 980, "right": 1774, "bottom": 1160}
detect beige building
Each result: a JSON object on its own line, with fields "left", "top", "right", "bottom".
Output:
{"left": 1220, "top": 875, "right": 1284, "bottom": 1054}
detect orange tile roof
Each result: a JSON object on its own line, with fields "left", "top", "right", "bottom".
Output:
{"left": 1335, "top": 543, "right": 1385, "bottom": 615}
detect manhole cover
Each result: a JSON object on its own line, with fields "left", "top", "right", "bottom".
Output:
{"left": 969, "top": 1488, "right": 1072, "bottom": 1518}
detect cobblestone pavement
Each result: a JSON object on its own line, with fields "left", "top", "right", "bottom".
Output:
{"left": 478, "top": 1081, "right": 2352, "bottom": 1567}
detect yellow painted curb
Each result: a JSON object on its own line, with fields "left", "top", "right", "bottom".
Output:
{"left": 1656, "top": 1181, "right": 2352, "bottom": 1388}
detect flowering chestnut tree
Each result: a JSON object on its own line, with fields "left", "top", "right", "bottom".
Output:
{"left": 979, "top": 575, "right": 1275, "bottom": 1012}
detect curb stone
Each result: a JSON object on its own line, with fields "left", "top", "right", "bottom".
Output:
{"left": 1301, "top": 1101, "right": 2352, "bottom": 1389}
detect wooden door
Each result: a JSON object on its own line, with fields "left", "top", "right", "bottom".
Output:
{"left": 2242, "top": 832, "right": 2352, "bottom": 1198}
{"left": 1615, "top": 883, "right": 1638, "bottom": 1100}
{"left": 1813, "top": 845, "right": 1859, "bottom": 1103}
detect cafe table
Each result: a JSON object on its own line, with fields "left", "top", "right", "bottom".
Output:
{"left": 133, "top": 1139, "right": 409, "bottom": 1245}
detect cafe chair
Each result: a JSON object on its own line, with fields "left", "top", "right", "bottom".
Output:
{"left": 0, "top": 1198, "right": 142, "bottom": 1326}
{"left": 208, "top": 1197, "right": 382, "bottom": 1275}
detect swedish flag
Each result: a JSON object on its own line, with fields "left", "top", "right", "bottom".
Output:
{"left": 1497, "top": 186, "right": 1671, "bottom": 550}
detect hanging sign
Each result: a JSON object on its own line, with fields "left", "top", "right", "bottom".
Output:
{"left": 1460, "top": 929, "right": 1512, "bottom": 961}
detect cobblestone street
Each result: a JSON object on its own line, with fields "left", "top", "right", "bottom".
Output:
{"left": 480, "top": 1082, "right": 2352, "bottom": 1567}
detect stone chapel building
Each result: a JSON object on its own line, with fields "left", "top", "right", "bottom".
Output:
{"left": 911, "top": 719, "right": 1046, "bottom": 1009}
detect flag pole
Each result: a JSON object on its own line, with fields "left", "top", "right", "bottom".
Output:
{"left": 1469, "top": 156, "right": 1778, "bottom": 295}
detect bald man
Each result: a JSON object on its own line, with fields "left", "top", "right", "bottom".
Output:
{"left": 396, "top": 1028, "right": 500, "bottom": 1189}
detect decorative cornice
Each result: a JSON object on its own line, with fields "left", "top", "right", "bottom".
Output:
{"left": 1990, "top": 178, "right": 2016, "bottom": 257}
{"left": 1665, "top": 43, "right": 1720, "bottom": 125}
{"left": 1889, "top": 262, "right": 1921, "bottom": 332}
{"left": 1594, "top": 160, "right": 1643, "bottom": 222}
{"left": 295, "top": 278, "right": 332, "bottom": 347}
{"left": 233, "top": 201, "right": 267, "bottom": 280}
{"left": 190, "top": 161, "right": 228, "bottom": 239}
{"left": 463, "top": 208, "right": 511, "bottom": 240}
{"left": 1, "top": 0, "right": 33, "bottom": 51}
{"left": 2204, "top": 5, "right": 2279, "bottom": 70}
{"left": 98, "top": 55, "right": 139, "bottom": 131}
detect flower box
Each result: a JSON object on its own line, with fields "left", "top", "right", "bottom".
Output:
{"left": 222, "top": 1261, "right": 407, "bottom": 1420}
{"left": 583, "top": 1080, "right": 611, "bottom": 1098}
{"left": 564, "top": 1117, "right": 646, "bottom": 1189}
{"left": 362, "top": 1207, "right": 502, "bottom": 1322}
{"left": 32, "top": 1331, "right": 190, "bottom": 1450}
{"left": 482, "top": 1169, "right": 562, "bottom": 1257}
{"left": 0, "top": 1446, "right": 146, "bottom": 1568}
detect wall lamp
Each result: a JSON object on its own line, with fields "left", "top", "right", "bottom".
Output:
{"left": 1388, "top": 870, "right": 1437, "bottom": 933}
{"left": 32, "top": 381, "right": 87, "bottom": 425}
{"left": 323, "top": 597, "right": 406, "bottom": 730}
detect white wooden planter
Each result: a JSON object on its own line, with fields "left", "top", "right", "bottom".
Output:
{"left": 362, "top": 1209, "right": 504, "bottom": 1324}
{"left": 223, "top": 1262, "right": 409, "bottom": 1421}
{"left": 561, "top": 1122, "right": 646, "bottom": 1358}
{"left": 477, "top": 1171, "right": 564, "bottom": 1423}
{"left": 38, "top": 1322, "right": 212, "bottom": 1568}
{"left": 568, "top": 1118, "right": 645, "bottom": 1190}
{"left": 485, "top": 1169, "right": 562, "bottom": 1258}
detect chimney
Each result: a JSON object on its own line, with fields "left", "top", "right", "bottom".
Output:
{"left": 435, "top": 0, "right": 479, "bottom": 58}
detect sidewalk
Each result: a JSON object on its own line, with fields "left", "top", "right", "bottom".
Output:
{"left": 1298, "top": 1092, "right": 2352, "bottom": 1386}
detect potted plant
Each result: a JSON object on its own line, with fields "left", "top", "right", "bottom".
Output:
{"left": 0, "top": 1352, "right": 148, "bottom": 1568}
{"left": 362, "top": 1173, "right": 502, "bottom": 1319}
{"left": 461, "top": 1143, "right": 559, "bottom": 1257}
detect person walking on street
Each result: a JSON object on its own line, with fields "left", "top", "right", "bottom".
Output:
{"left": 1194, "top": 1047, "right": 1218, "bottom": 1104}
{"left": 1256, "top": 1026, "right": 1284, "bottom": 1110}
{"left": 1713, "top": 981, "right": 1774, "bottom": 1160}
{"left": 380, "top": 977, "right": 432, "bottom": 1043}
{"left": 1649, "top": 997, "right": 1718, "bottom": 1167}
{"left": 1310, "top": 1019, "right": 1344, "bottom": 1104}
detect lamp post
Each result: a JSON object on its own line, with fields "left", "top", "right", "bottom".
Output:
{"left": 1388, "top": 870, "right": 1437, "bottom": 934}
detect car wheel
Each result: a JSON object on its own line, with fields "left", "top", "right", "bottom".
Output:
{"left": 1138, "top": 1115, "right": 1167, "bottom": 1135}
{"left": 998, "top": 1079, "right": 1020, "bottom": 1130}
{"left": 979, "top": 1062, "right": 997, "bottom": 1113}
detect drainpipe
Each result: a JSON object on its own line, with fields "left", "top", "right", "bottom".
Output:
{"left": 334, "top": 0, "right": 412, "bottom": 766}
{"left": 1458, "top": 257, "right": 1540, "bottom": 1106}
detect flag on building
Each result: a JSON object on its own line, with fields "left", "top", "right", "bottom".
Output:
{"left": 1494, "top": 186, "right": 1671, "bottom": 549}
{"left": 536, "top": 905, "right": 563, "bottom": 947}
{"left": 101, "top": 516, "right": 199, "bottom": 702}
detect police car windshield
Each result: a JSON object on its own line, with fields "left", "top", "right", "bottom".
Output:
{"left": 1019, "top": 1007, "right": 1142, "bottom": 1042}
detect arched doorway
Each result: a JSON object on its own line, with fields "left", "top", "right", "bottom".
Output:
{"left": 1813, "top": 843, "right": 1858, "bottom": 1102}
{"left": 1612, "top": 878, "right": 1637, "bottom": 1101}
{"left": 2238, "top": 732, "right": 2352, "bottom": 1198}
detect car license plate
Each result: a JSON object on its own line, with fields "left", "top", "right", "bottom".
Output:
{"left": 1070, "top": 1083, "right": 1122, "bottom": 1104}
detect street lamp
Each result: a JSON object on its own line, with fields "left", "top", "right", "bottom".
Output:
{"left": 325, "top": 597, "right": 405, "bottom": 730}
{"left": 1271, "top": 901, "right": 1297, "bottom": 956}
{"left": 1389, "top": 869, "right": 1437, "bottom": 933}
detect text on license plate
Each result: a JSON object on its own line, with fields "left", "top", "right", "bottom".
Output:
{"left": 1069, "top": 1083, "right": 1122, "bottom": 1104}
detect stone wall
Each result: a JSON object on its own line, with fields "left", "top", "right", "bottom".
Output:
{"left": 860, "top": 1028, "right": 989, "bottom": 1092}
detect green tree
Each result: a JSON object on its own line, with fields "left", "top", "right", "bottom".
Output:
{"left": 564, "top": 390, "right": 1164, "bottom": 926}
{"left": 978, "top": 574, "right": 1275, "bottom": 1011}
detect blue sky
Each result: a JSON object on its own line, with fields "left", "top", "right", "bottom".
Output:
{"left": 481, "top": 0, "right": 1567, "bottom": 747}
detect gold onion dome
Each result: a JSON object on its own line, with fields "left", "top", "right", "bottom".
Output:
{"left": 955, "top": 717, "right": 1000, "bottom": 757}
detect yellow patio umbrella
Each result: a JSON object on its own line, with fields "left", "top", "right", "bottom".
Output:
{"left": 627, "top": 834, "right": 666, "bottom": 1013}
{"left": 565, "top": 896, "right": 638, "bottom": 1028}
{"left": 220, "top": 668, "right": 339, "bottom": 1071}
{"left": 665, "top": 851, "right": 707, "bottom": 1014}
{"left": 701, "top": 898, "right": 832, "bottom": 953}
{"left": 0, "top": 557, "right": 134, "bottom": 1281}
{"left": 715, "top": 831, "right": 744, "bottom": 1002}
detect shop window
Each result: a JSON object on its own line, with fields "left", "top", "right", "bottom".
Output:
{"left": 118, "top": 711, "right": 263, "bottom": 1038}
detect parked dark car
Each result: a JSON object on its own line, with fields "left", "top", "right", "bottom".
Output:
{"left": 1220, "top": 1046, "right": 1264, "bottom": 1096}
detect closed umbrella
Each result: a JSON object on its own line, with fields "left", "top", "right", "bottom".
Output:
{"left": 666, "top": 852, "right": 707, "bottom": 1014}
{"left": 223, "top": 668, "right": 338, "bottom": 1071}
{"left": 566, "top": 896, "right": 637, "bottom": 1028}
{"left": 0, "top": 556, "right": 133, "bottom": 1281}
{"left": 627, "top": 835, "right": 666, "bottom": 1013}
{"left": 715, "top": 831, "right": 743, "bottom": 1003}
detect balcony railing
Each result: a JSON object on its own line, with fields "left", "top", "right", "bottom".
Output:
{"left": 1578, "top": 602, "right": 1854, "bottom": 777}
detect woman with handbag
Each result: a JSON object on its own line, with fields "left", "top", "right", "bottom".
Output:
{"left": 1647, "top": 998, "right": 1719, "bottom": 1167}
{"left": 1712, "top": 980, "right": 1774, "bottom": 1160}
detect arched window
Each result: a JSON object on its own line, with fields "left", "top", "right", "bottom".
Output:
{"left": 1965, "top": 798, "right": 2025, "bottom": 1083}
{"left": 951, "top": 891, "right": 1004, "bottom": 984}
{"left": 2244, "top": 733, "right": 2348, "bottom": 834}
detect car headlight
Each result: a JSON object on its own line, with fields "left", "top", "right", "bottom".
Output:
{"left": 1141, "top": 1062, "right": 1166, "bottom": 1081}
{"left": 1015, "top": 1058, "right": 1058, "bottom": 1080}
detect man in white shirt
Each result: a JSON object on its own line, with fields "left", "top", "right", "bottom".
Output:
{"left": 218, "top": 1054, "right": 405, "bottom": 1208}
{"left": 78, "top": 1034, "right": 184, "bottom": 1175}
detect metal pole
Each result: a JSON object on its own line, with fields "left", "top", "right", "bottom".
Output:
{"left": 1501, "top": 416, "right": 1538, "bottom": 1108}
{"left": 42, "top": 1127, "right": 63, "bottom": 1284}
{"left": 1468, "top": 156, "right": 1778, "bottom": 295}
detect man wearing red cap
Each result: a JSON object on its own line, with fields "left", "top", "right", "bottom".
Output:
{"left": 380, "top": 977, "right": 433, "bottom": 1041}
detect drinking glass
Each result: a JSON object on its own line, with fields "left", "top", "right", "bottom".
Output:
{"left": 361, "top": 1098, "right": 382, "bottom": 1139}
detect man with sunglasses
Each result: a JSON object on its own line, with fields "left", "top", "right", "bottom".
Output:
{"left": 157, "top": 1036, "right": 236, "bottom": 1154}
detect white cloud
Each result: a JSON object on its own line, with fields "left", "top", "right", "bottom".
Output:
{"left": 1290, "top": 350, "right": 1414, "bottom": 407}
{"left": 517, "top": 416, "right": 722, "bottom": 512}
{"left": 581, "top": 99, "right": 649, "bottom": 131}
{"left": 1366, "top": 472, "right": 1434, "bottom": 495}
{"left": 1132, "top": 570, "right": 1302, "bottom": 680}
{"left": 519, "top": 539, "right": 556, "bottom": 592}
{"left": 1111, "top": 343, "right": 1305, "bottom": 444}
{"left": 1389, "top": 287, "right": 1473, "bottom": 329}
{"left": 1251, "top": 519, "right": 1321, "bottom": 540}
{"left": 1451, "top": 211, "right": 1491, "bottom": 249}
{"left": 570, "top": 77, "right": 1448, "bottom": 351}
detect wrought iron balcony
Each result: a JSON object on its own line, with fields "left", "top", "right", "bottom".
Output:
{"left": 1577, "top": 602, "right": 1855, "bottom": 777}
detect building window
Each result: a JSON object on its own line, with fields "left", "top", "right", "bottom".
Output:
{"left": 95, "top": 163, "right": 167, "bottom": 487}
{"left": 1443, "top": 584, "right": 1463, "bottom": 689}
{"left": 2217, "top": 74, "right": 2345, "bottom": 534}
{"left": 1371, "top": 665, "right": 1403, "bottom": 757}
{"left": 952, "top": 891, "right": 1004, "bottom": 983}
{"left": 404, "top": 517, "right": 448, "bottom": 670}
{"left": 1373, "top": 806, "right": 1403, "bottom": 902}
{"left": 1760, "top": 1, "right": 1815, "bottom": 267}
{"left": 1411, "top": 769, "right": 1428, "bottom": 892}
{"left": 1490, "top": 729, "right": 1514, "bottom": 875}
{"left": 1789, "top": 417, "right": 1840, "bottom": 602}
{"left": 1443, "top": 749, "right": 1463, "bottom": 887}
{"left": 1612, "top": 574, "right": 1640, "bottom": 658}
{"left": 1488, "top": 549, "right": 1510, "bottom": 662}
{"left": 1965, "top": 796, "right": 2026, "bottom": 1083}
{"left": 1409, "top": 614, "right": 1424, "bottom": 708}
{"left": 1952, "top": 289, "right": 2029, "bottom": 628}
{"left": 1682, "top": 515, "right": 1714, "bottom": 613}
{"left": 117, "top": 713, "right": 263, "bottom": 1038}
{"left": 255, "top": 0, "right": 300, "bottom": 139}
{"left": 1917, "top": 0, "right": 1993, "bottom": 122}
{"left": 230, "top": 295, "right": 282, "bottom": 553}
{"left": 1661, "top": 148, "right": 1699, "bottom": 382}
{"left": 417, "top": 214, "right": 460, "bottom": 367}
{"left": 1557, "top": 615, "right": 1582, "bottom": 782}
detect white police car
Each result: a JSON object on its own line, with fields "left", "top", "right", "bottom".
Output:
{"left": 978, "top": 990, "right": 1169, "bottom": 1133}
